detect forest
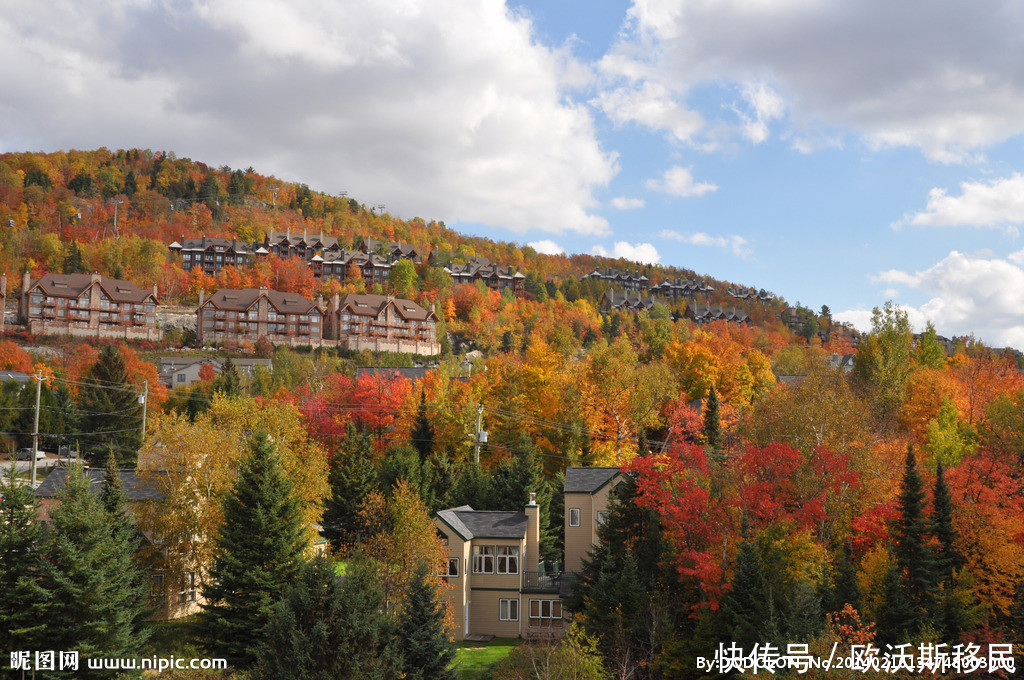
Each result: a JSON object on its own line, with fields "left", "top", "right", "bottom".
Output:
{"left": 1, "top": 149, "right": 1023, "bottom": 678}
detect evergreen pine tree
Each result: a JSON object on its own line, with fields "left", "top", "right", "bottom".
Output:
{"left": 822, "top": 541, "right": 861, "bottom": 614}
{"left": 255, "top": 555, "right": 399, "bottom": 680}
{"left": 395, "top": 561, "right": 457, "bottom": 680}
{"left": 63, "top": 241, "right": 85, "bottom": 274}
{"left": 39, "top": 464, "right": 150, "bottom": 676}
{"left": 1010, "top": 580, "right": 1024, "bottom": 679}
{"left": 77, "top": 344, "right": 143, "bottom": 465}
{"left": 892, "top": 444, "right": 935, "bottom": 631}
{"left": 875, "top": 564, "right": 915, "bottom": 647}
{"left": 582, "top": 551, "right": 651, "bottom": 676}
{"left": 718, "top": 519, "right": 769, "bottom": 649}
{"left": 410, "top": 389, "right": 435, "bottom": 465}
{"left": 323, "top": 423, "right": 378, "bottom": 552}
{"left": 0, "top": 468, "right": 49, "bottom": 656}
{"left": 215, "top": 357, "right": 243, "bottom": 397}
{"left": 703, "top": 385, "right": 723, "bottom": 460}
{"left": 199, "top": 434, "right": 306, "bottom": 668}
{"left": 931, "top": 460, "right": 965, "bottom": 642}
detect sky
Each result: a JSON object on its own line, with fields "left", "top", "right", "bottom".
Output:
{"left": 5, "top": 0, "right": 1024, "bottom": 348}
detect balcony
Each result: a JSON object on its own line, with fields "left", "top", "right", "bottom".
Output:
{"left": 521, "top": 570, "right": 574, "bottom": 594}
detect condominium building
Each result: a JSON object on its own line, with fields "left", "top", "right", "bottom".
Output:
{"left": 327, "top": 293, "right": 440, "bottom": 356}
{"left": 19, "top": 272, "right": 159, "bottom": 340}
{"left": 196, "top": 287, "right": 325, "bottom": 347}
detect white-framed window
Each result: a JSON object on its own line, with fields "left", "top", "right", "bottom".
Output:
{"left": 150, "top": 573, "right": 166, "bottom": 600}
{"left": 597, "top": 511, "right": 608, "bottom": 527}
{"left": 473, "top": 546, "right": 494, "bottom": 574}
{"left": 529, "top": 599, "right": 563, "bottom": 628}
{"left": 176, "top": 373, "right": 186, "bottom": 383}
{"left": 569, "top": 508, "right": 581, "bottom": 527}
{"left": 442, "top": 557, "right": 459, "bottom": 578}
{"left": 500, "top": 598, "right": 519, "bottom": 622}
{"left": 497, "top": 546, "right": 519, "bottom": 575}
{"left": 179, "top": 572, "right": 197, "bottom": 603}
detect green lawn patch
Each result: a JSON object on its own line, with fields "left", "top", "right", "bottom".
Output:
{"left": 455, "top": 638, "right": 519, "bottom": 679}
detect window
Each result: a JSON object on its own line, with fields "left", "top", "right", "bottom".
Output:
{"left": 500, "top": 598, "right": 519, "bottom": 622}
{"left": 441, "top": 558, "right": 459, "bottom": 578}
{"left": 179, "top": 571, "right": 197, "bottom": 603}
{"left": 150, "top": 573, "right": 166, "bottom": 600}
{"left": 529, "top": 599, "right": 563, "bottom": 628}
{"left": 473, "top": 546, "right": 494, "bottom": 574}
{"left": 569, "top": 508, "right": 581, "bottom": 527}
{"left": 497, "top": 546, "right": 519, "bottom": 575}
{"left": 176, "top": 373, "right": 186, "bottom": 383}
{"left": 597, "top": 511, "right": 608, "bottom": 526}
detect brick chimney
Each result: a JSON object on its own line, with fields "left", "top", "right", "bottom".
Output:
{"left": 525, "top": 492, "right": 540, "bottom": 573}
{"left": 198, "top": 288, "right": 205, "bottom": 306}
{"left": 152, "top": 283, "right": 158, "bottom": 299}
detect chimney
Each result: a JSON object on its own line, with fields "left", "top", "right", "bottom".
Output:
{"left": 91, "top": 273, "right": 102, "bottom": 284}
{"left": 525, "top": 493, "right": 540, "bottom": 573}
{"left": 22, "top": 270, "right": 31, "bottom": 293}
{"left": 198, "top": 288, "right": 205, "bottom": 306}
{"left": 152, "top": 283, "right": 158, "bottom": 299}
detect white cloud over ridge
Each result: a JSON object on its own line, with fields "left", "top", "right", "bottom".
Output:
{"left": 602, "top": 0, "right": 1024, "bottom": 161}
{"left": 838, "top": 250, "right": 1024, "bottom": 349}
{"left": 646, "top": 166, "right": 717, "bottom": 197}
{"left": 592, "top": 241, "right": 661, "bottom": 264}
{"left": 899, "top": 174, "right": 1024, "bottom": 232}
{"left": 528, "top": 239, "right": 565, "bottom": 255}
{"left": 0, "top": 0, "right": 616, "bottom": 235}
{"left": 660, "top": 229, "right": 751, "bottom": 258}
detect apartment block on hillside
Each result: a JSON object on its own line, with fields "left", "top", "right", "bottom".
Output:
{"left": 326, "top": 293, "right": 440, "bottom": 356}
{"left": 20, "top": 272, "right": 159, "bottom": 340}
{"left": 196, "top": 287, "right": 325, "bottom": 347}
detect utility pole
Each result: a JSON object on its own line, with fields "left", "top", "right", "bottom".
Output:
{"left": 109, "top": 198, "right": 125, "bottom": 237}
{"left": 31, "top": 371, "right": 48, "bottom": 487}
{"left": 139, "top": 380, "right": 149, "bottom": 440}
{"left": 473, "top": 404, "right": 485, "bottom": 465}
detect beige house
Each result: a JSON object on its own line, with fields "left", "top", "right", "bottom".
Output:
{"left": 434, "top": 466, "right": 622, "bottom": 641}
{"left": 326, "top": 293, "right": 440, "bottom": 356}
{"left": 197, "top": 287, "right": 325, "bottom": 348}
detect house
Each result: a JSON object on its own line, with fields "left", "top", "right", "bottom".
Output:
{"left": 312, "top": 250, "right": 392, "bottom": 286}
{"left": 327, "top": 293, "right": 440, "bottom": 356}
{"left": 647, "top": 278, "right": 714, "bottom": 300}
{"left": 263, "top": 230, "right": 342, "bottom": 260}
{"left": 581, "top": 268, "right": 649, "bottom": 293}
{"left": 563, "top": 467, "right": 622, "bottom": 573}
{"left": 360, "top": 238, "right": 426, "bottom": 264}
{"left": 196, "top": 287, "right": 325, "bottom": 348}
{"left": 684, "top": 303, "right": 750, "bottom": 326}
{"left": 158, "top": 357, "right": 273, "bottom": 388}
{"left": 601, "top": 291, "right": 656, "bottom": 312}
{"left": 445, "top": 258, "right": 526, "bottom": 297}
{"left": 19, "top": 272, "right": 159, "bottom": 341}
{"left": 168, "top": 236, "right": 256, "bottom": 275}
{"left": 34, "top": 467, "right": 199, "bottom": 620}
{"left": 433, "top": 466, "right": 622, "bottom": 641}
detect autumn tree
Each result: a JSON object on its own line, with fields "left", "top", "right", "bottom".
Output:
{"left": 199, "top": 434, "right": 307, "bottom": 668}
{"left": 853, "top": 301, "right": 913, "bottom": 423}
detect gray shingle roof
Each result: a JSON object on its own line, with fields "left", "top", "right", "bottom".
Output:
{"left": 35, "top": 467, "right": 166, "bottom": 501}
{"left": 435, "top": 506, "right": 528, "bottom": 540}
{"left": 563, "top": 467, "right": 620, "bottom": 494}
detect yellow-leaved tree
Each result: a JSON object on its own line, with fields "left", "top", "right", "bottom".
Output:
{"left": 136, "top": 394, "right": 330, "bottom": 594}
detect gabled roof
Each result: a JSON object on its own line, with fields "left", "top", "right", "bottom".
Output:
{"left": 564, "top": 467, "right": 621, "bottom": 494}
{"left": 176, "top": 237, "right": 254, "bottom": 252}
{"left": 435, "top": 505, "right": 528, "bottom": 540}
{"left": 28, "top": 273, "right": 156, "bottom": 305}
{"left": 339, "top": 294, "right": 435, "bottom": 321}
{"left": 35, "top": 467, "right": 166, "bottom": 501}
{"left": 203, "top": 288, "right": 322, "bottom": 314}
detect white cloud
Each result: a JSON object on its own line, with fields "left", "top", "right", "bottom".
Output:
{"left": 591, "top": 81, "right": 705, "bottom": 144}
{"left": 602, "top": 0, "right": 1024, "bottom": 161}
{"left": 611, "top": 196, "right": 645, "bottom": 210}
{"left": 646, "top": 166, "right": 717, "bottom": 197}
{"left": 660, "top": 229, "right": 751, "bottom": 258}
{"left": 842, "top": 250, "right": 1024, "bottom": 349}
{"left": 0, "top": 0, "right": 616, "bottom": 235}
{"left": 736, "top": 82, "right": 786, "bottom": 144}
{"left": 899, "top": 174, "right": 1024, "bottom": 232}
{"left": 527, "top": 239, "right": 565, "bottom": 255}
{"left": 591, "top": 241, "right": 661, "bottom": 263}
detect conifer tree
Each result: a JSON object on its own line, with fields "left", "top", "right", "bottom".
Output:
{"left": 718, "top": 519, "right": 768, "bottom": 649}
{"left": 931, "top": 460, "right": 966, "bottom": 642}
{"left": 0, "top": 468, "right": 49, "bottom": 655}
{"left": 410, "top": 389, "right": 435, "bottom": 465}
{"left": 78, "top": 344, "right": 143, "bottom": 465}
{"left": 39, "top": 464, "right": 150, "bottom": 675}
{"left": 200, "top": 434, "right": 306, "bottom": 668}
{"left": 893, "top": 445, "right": 935, "bottom": 616}
{"left": 395, "top": 561, "right": 457, "bottom": 680}
{"left": 323, "top": 423, "right": 378, "bottom": 552}
{"left": 822, "top": 541, "right": 861, "bottom": 614}
{"left": 703, "top": 384, "right": 722, "bottom": 460}
{"left": 255, "top": 555, "right": 399, "bottom": 680}
{"left": 215, "top": 357, "right": 243, "bottom": 397}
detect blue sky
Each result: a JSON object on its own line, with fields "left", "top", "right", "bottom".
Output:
{"left": 5, "top": 1, "right": 1024, "bottom": 347}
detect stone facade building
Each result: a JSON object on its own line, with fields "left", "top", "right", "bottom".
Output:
{"left": 196, "top": 287, "right": 325, "bottom": 347}
{"left": 20, "top": 272, "right": 159, "bottom": 340}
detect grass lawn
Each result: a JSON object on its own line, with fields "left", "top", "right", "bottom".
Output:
{"left": 455, "top": 638, "right": 519, "bottom": 679}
